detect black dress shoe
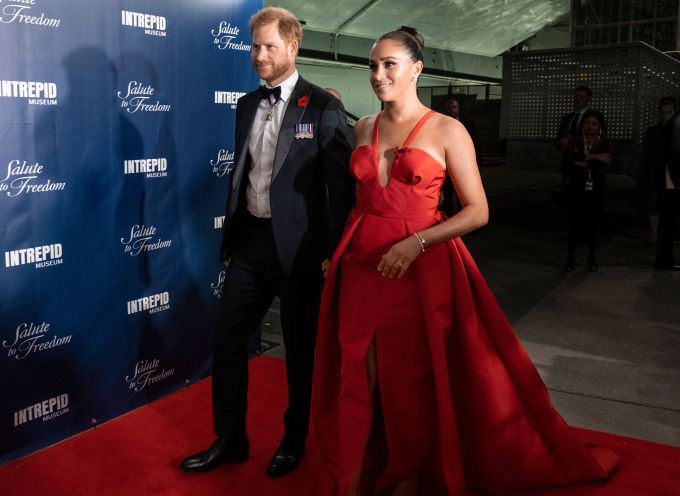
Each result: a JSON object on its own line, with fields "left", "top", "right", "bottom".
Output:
{"left": 180, "top": 437, "right": 249, "bottom": 472}
{"left": 655, "top": 263, "right": 680, "bottom": 271}
{"left": 266, "top": 440, "right": 304, "bottom": 478}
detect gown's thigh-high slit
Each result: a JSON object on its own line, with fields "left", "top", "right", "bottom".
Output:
{"left": 338, "top": 251, "right": 437, "bottom": 495}
{"left": 346, "top": 341, "right": 426, "bottom": 496}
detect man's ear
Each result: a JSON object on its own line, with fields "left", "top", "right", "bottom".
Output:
{"left": 288, "top": 39, "right": 298, "bottom": 57}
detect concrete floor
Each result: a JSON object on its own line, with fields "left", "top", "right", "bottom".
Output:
{"left": 260, "top": 166, "right": 680, "bottom": 447}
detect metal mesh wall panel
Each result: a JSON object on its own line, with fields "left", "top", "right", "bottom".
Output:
{"left": 639, "top": 47, "right": 680, "bottom": 142}
{"left": 501, "top": 43, "right": 680, "bottom": 143}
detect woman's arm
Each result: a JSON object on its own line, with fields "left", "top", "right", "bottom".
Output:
{"left": 418, "top": 118, "right": 489, "bottom": 241}
{"left": 586, "top": 139, "right": 612, "bottom": 164}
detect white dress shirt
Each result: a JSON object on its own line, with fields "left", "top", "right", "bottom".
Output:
{"left": 246, "top": 70, "right": 299, "bottom": 218}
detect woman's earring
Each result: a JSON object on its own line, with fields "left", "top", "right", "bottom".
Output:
{"left": 412, "top": 74, "right": 418, "bottom": 81}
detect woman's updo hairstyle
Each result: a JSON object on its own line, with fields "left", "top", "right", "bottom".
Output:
{"left": 378, "top": 26, "right": 424, "bottom": 63}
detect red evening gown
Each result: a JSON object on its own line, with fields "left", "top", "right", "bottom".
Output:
{"left": 311, "top": 110, "right": 619, "bottom": 495}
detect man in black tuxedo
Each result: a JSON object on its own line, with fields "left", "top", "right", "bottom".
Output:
{"left": 656, "top": 106, "right": 680, "bottom": 270}
{"left": 181, "top": 6, "right": 354, "bottom": 478}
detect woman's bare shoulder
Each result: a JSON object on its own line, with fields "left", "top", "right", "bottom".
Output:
{"left": 429, "top": 112, "right": 466, "bottom": 134}
{"left": 426, "top": 113, "right": 471, "bottom": 154}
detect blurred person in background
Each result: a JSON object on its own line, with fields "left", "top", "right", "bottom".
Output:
{"left": 635, "top": 97, "right": 677, "bottom": 243}
{"left": 563, "top": 110, "right": 611, "bottom": 272}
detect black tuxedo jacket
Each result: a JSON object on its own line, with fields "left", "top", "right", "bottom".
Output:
{"left": 220, "top": 76, "right": 355, "bottom": 275}
{"left": 666, "top": 111, "right": 680, "bottom": 188}
{"left": 558, "top": 111, "right": 580, "bottom": 141}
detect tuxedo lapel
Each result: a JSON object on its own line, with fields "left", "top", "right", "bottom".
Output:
{"left": 231, "top": 92, "right": 260, "bottom": 194}
{"left": 271, "top": 78, "right": 312, "bottom": 182}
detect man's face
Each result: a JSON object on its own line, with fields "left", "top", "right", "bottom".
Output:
{"left": 660, "top": 103, "right": 675, "bottom": 124}
{"left": 251, "top": 22, "right": 297, "bottom": 87}
{"left": 446, "top": 99, "right": 460, "bottom": 118}
{"left": 573, "top": 90, "right": 590, "bottom": 111}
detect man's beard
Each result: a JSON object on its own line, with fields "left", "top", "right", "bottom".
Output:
{"left": 256, "top": 61, "right": 291, "bottom": 83}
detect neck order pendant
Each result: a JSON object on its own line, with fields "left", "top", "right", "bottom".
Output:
{"left": 265, "top": 98, "right": 279, "bottom": 122}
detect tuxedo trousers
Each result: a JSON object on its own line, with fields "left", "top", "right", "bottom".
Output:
{"left": 567, "top": 190, "right": 603, "bottom": 258}
{"left": 212, "top": 213, "right": 321, "bottom": 444}
{"left": 656, "top": 189, "right": 680, "bottom": 267}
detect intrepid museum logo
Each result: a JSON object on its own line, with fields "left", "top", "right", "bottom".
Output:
{"left": 121, "top": 10, "right": 166, "bottom": 37}
{"left": 125, "top": 358, "right": 175, "bottom": 392}
{"left": 124, "top": 157, "right": 168, "bottom": 178}
{"left": 120, "top": 225, "right": 172, "bottom": 256}
{"left": 211, "top": 21, "right": 250, "bottom": 51}
{"left": 214, "top": 90, "right": 245, "bottom": 109}
{"left": 211, "top": 149, "right": 234, "bottom": 178}
{"left": 117, "top": 81, "right": 171, "bottom": 113}
{"left": 1, "top": 159, "right": 66, "bottom": 197}
{"left": 0, "top": 80, "right": 57, "bottom": 105}
{"left": 5, "top": 243, "right": 63, "bottom": 269}
{"left": 13, "top": 393, "right": 69, "bottom": 427}
{"left": 126, "top": 291, "right": 170, "bottom": 316}
{"left": 3, "top": 321, "right": 72, "bottom": 360}
{"left": 0, "top": 0, "right": 61, "bottom": 29}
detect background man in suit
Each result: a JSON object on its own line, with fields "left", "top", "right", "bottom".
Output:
{"left": 656, "top": 104, "right": 680, "bottom": 270}
{"left": 181, "top": 6, "right": 354, "bottom": 478}
{"left": 324, "top": 87, "right": 342, "bottom": 101}
{"left": 557, "top": 86, "right": 594, "bottom": 188}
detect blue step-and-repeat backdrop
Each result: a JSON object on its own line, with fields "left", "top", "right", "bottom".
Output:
{"left": 0, "top": 0, "right": 261, "bottom": 465}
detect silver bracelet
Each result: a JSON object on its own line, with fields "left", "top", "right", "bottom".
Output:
{"left": 413, "top": 232, "right": 427, "bottom": 252}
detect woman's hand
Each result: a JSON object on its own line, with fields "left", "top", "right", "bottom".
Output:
{"left": 377, "top": 235, "right": 422, "bottom": 278}
{"left": 321, "top": 259, "right": 330, "bottom": 278}
{"left": 574, "top": 161, "right": 587, "bottom": 168}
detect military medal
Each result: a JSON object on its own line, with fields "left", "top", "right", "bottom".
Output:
{"left": 295, "top": 123, "right": 314, "bottom": 139}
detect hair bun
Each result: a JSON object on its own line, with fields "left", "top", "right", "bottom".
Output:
{"left": 378, "top": 26, "right": 425, "bottom": 62}
{"left": 397, "top": 26, "right": 424, "bottom": 51}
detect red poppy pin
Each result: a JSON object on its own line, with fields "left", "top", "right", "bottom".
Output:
{"left": 297, "top": 96, "right": 309, "bottom": 108}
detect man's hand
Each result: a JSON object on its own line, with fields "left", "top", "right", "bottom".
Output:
{"left": 559, "top": 136, "right": 571, "bottom": 151}
{"left": 223, "top": 258, "right": 231, "bottom": 268}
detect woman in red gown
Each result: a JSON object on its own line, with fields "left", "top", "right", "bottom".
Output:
{"left": 311, "top": 27, "right": 619, "bottom": 495}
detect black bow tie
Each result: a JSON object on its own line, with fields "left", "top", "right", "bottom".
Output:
{"left": 259, "top": 85, "right": 281, "bottom": 102}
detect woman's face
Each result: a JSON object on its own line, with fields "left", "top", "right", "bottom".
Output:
{"left": 368, "top": 39, "right": 420, "bottom": 102}
{"left": 582, "top": 116, "right": 601, "bottom": 136}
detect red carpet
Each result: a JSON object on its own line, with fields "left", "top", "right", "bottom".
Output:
{"left": 1, "top": 355, "right": 678, "bottom": 496}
